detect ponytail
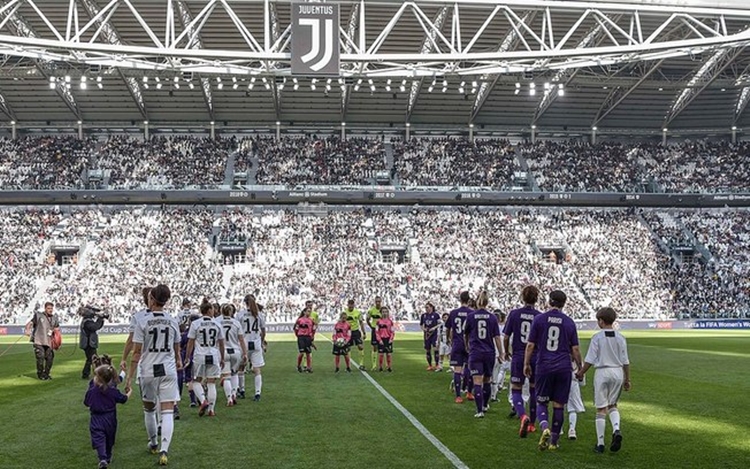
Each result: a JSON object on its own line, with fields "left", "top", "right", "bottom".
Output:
{"left": 477, "top": 291, "right": 489, "bottom": 309}
{"left": 245, "top": 294, "right": 259, "bottom": 318}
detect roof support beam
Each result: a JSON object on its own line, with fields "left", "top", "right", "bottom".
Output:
{"left": 405, "top": 6, "right": 449, "bottom": 123}
{"left": 470, "top": 11, "right": 535, "bottom": 123}
{"left": 531, "top": 16, "right": 621, "bottom": 126}
{"left": 735, "top": 86, "right": 750, "bottom": 125}
{"left": 267, "top": 0, "right": 281, "bottom": 122}
{"left": 663, "top": 45, "right": 746, "bottom": 129}
{"left": 592, "top": 59, "right": 665, "bottom": 128}
{"left": 79, "top": 0, "right": 148, "bottom": 121}
{"left": 341, "top": 2, "right": 360, "bottom": 122}
{"left": 0, "top": 7, "right": 82, "bottom": 121}
{"left": 175, "top": 0, "right": 215, "bottom": 121}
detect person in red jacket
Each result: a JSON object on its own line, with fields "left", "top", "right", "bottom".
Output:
{"left": 375, "top": 307, "right": 395, "bottom": 372}
{"left": 294, "top": 309, "right": 316, "bottom": 373}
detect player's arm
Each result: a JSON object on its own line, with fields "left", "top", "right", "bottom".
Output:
{"left": 238, "top": 332, "right": 248, "bottom": 363}
{"left": 446, "top": 316, "right": 453, "bottom": 344}
{"left": 571, "top": 345, "right": 582, "bottom": 372}
{"left": 493, "top": 335, "right": 504, "bottom": 362}
{"left": 124, "top": 342, "right": 142, "bottom": 394}
{"left": 185, "top": 338, "right": 195, "bottom": 367}
{"left": 174, "top": 340, "right": 183, "bottom": 371}
{"left": 218, "top": 336, "right": 226, "bottom": 368}
{"left": 120, "top": 332, "right": 134, "bottom": 371}
{"left": 24, "top": 315, "right": 35, "bottom": 336}
{"left": 622, "top": 364, "right": 631, "bottom": 391}
{"left": 502, "top": 334, "right": 511, "bottom": 361}
{"left": 523, "top": 341, "right": 535, "bottom": 377}
{"left": 360, "top": 317, "right": 367, "bottom": 340}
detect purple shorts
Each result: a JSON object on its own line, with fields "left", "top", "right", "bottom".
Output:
{"left": 468, "top": 354, "right": 495, "bottom": 378}
{"left": 423, "top": 332, "right": 438, "bottom": 350}
{"left": 449, "top": 345, "right": 468, "bottom": 367}
{"left": 535, "top": 370, "right": 572, "bottom": 405}
{"left": 511, "top": 356, "right": 534, "bottom": 385}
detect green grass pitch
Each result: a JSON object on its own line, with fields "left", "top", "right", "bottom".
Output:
{"left": 0, "top": 330, "right": 748, "bottom": 469}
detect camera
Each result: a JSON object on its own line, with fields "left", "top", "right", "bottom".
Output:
{"left": 79, "top": 305, "right": 110, "bottom": 320}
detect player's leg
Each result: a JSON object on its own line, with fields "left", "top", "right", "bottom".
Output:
{"left": 33, "top": 345, "right": 45, "bottom": 379}
{"left": 424, "top": 337, "right": 433, "bottom": 370}
{"left": 372, "top": 334, "right": 379, "bottom": 371}
{"left": 490, "top": 359, "right": 501, "bottom": 401}
{"left": 206, "top": 376, "right": 218, "bottom": 415}
{"left": 528, "top": 366, "right": 537, "bottom": 425}
{"left": 594, "top": 407, "right": 607, "bottom": 453}
{"left": 344, "top": 349, "right": 351, "bottom": 371}
{"left": 222, "top": 373, "right": 233, "bottom": 406}
{"left": 192, "top": 374, "right": 208, "bottom": 416}
{"left": 469, "top": 358, "right": 485, "bottom": 417}
{"left": 510, "top": 359, "right": 529, "bottom": 432}
{"left": 45, "top": 346, "right": 54, "bottom": 378}
{"left": 548, "top": 371, "right": 572, "bottom": 448}
{"left": 534, "top": 373, "right": 552, "bottom": 449}
{"left": 607, "top": 369, "right": 624, "bottom": 452}
{"left": 158, "top": 379, "right": 178, "bottom": 467}
{"left": 450, "top": 347, "right": 464, "bottom": 402}
{"left": 90, "top": 417, "right": 108, "bottom": 464}
{"left": 568, "top": 378, "right": 585, "bottom": 440}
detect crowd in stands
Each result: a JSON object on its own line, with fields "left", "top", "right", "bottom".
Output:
{"left": 0, "top": 136, "right": 97, "bottom": 189}
{"left": 641, "top": 211, "right": 693, "bottom": 248}
{"left": 253, "top": 135, "right": 386, "bottom": 186}
{"left": 0, "top": 210, "right": 61, "bottom": 323}
{"left": 2, "top": 205, "right": 750, "bottom": 324}
{"left": 96, "top": 136, "right": 234, "bottom": 189}
{"left": 392, "top": 138, "right": 517, "bottom": 187}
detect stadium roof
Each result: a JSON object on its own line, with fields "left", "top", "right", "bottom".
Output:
{"left": 0, "top": 0, "right": 750, "bottom": 133}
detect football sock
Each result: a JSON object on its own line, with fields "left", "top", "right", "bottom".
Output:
{"left": 379, "top": 354, "right": 384, "bottom": 368}
{"left": 359, "top": 349, "right": 364, "bottom": 365}
{"left": 434, "top": 351, "right": 440, "bottom": 366}
{"left": 230, "top": 375, "right": 239, "bottom": 395}
{"left": 335, "top": 356, "right": 340, "bottom": 368}
{"left": 426, "top": 351, "right": 432, "bottom": 366}
{"left": 482, "top": 382, "right": 491, "bottom": 405}
{"left": 160, "top": 410, "right": 174, "bottom": 453}
{"left": 372, "top": 350, "right": 378, "bottom": 367}
{"left": 207, "top": 383, "right": 217, "bottom": 411}
{"left": 529, "top": 388, "right": 537, "bottom": 422}
{"left": 474, "top": 384, "right": 484, "bottom": 413}
{"left": 297, "top": 354, "right": 303, "bottom": 367}
{"left": 608, "top": 408, "right": 621, "bottom": 432}
{"left": 491, "top": 382, "right": 498, "bottom": 400}
{"left": 551, "top": 407, "right": 564, "bottom": 444}
{"left": 536, "top": 403, "right": 549, "bottom": 431}
{"left": 223, "top": 378, "right": 233, "bottom": 401}
{"left": 306, "top": 354, "right": 312, "bottom": 369}
{"left": 453, "top": 372, "right": 462, "bottom": 397}
{"left": 189, "top": 389, "right": 196, "bottom": 404}
{"left": 569, "top": 412, "right": 578, "bottom": 432}
{"left": 512, "top": 389, "right": 526, "bottom": 417}
{"left": 463, "top": 368, "right": 472, "bottom": 391}
{"left": 144, "top": 409, "right": 158, "bottom": 445}
{"left": 596, "top": 414, "right": 607, "bottom": 446}
{"left": 238, "top": 374, "right": 245, "bottom": 391}
{"left": 192, "top": 382, "right": 206, "bottom": 404}
{"left": 344, "top": 356, "right": 351, "bottom": 368}
{"left": 254, "top": 374, "right": 262, "bottom": 395}
{"left": 386, "top": 355, "right": 392, "bottom": 368}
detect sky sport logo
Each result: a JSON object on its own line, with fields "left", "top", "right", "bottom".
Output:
{"left": 291, "top": 3, "right": 340, "bottom": 76}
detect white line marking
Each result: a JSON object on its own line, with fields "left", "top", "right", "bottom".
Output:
{"left": 321, "top": 335, "right": 469, "bottom": 469}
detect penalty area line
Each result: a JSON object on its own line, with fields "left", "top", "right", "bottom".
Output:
{"left": 321, "top": 335, "right": 469, "bottom": 469}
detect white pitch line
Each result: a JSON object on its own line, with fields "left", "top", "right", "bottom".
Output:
{"left": 322, "top": 335, "right": 469, "bottom": 469}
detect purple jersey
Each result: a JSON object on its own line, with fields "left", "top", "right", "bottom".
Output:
{"left": 446, "top": 306, "right": 473, "bottom": 351}
{"left": 503, "top": 306, "right": 542, "bottom": 357}
{"left": 464, "top": 309, "right": 500, "bottom": 356}
{"left": 420, "top": 312, "right": 441, "bottom": 332}
{"left": 528, "top": 309, "right": 580, "bottom": 375}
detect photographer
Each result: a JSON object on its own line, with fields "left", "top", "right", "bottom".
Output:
{"left": 79, "top": 307, "right": 108, "bottom": 380}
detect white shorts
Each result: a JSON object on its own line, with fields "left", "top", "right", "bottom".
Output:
{"left": 222, "top": 352, "right": 243, "bottom": 375}
{"left": 193, "top": 354, "right": 221, "bottom": 379}
{"left": 139, "top": 376, "right": 180, "bottom": 403}
{"left": 248, "top": 349, "right": 265, "bottom": 368}
{"left": 593, "top": 367, "right": 624, "bottom": 409}
{"left": 568, "top": 380, "right": 586, "bottom": 413}
{"left": 439, "top": 343, "right": 451, "bottom": 356}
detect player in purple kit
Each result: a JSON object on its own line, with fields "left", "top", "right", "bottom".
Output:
{"left": 524, "top": 290, "right": 582, "bottom": 452}
{"left": 463, "top": 291, "right": 503, "bottom": 418}
{"left": 503, "top": 285, "right": 542, "bottom": 437}
{"left": 446, "top": 291, "right": 474, "bottom": 404}
{"left": 420, "top": 302, "right": 441, "bottom": 371}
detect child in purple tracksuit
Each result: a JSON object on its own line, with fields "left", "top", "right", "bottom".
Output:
{"left": 84, "top": 364, "right": 130, "bottom": 469}
{"left": 179, "top": 319, "right": 197, "bottom": 408}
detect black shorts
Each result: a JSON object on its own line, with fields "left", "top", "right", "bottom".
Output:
{"left": 348, "top": 330, "right": 363, "bottom": 347}
{"left": 297, "top": 336, "right": 313, "bottom": 353}
{"left": 370, "top": 330, "right": 380, "bottom": 346}
{"left": 332, "top": 344, "right": 350, "bottom": 356}
{"left": 378, "top": 338, "right": 393, "bottom": 354}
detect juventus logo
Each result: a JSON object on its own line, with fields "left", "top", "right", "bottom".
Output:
{"left": 292, "top": 3, "right": 340, "bottom": 76}
{"left": 298, "top": 17, "right": 335, "bottom": 72}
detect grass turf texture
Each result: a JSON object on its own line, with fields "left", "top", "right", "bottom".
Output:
{"left": 0, "top": 330, "right": 748, "bottom": 469}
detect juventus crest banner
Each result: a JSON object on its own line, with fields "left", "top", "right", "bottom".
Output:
{"left": 291, "top": 2, "right": 340, "bottom": 76}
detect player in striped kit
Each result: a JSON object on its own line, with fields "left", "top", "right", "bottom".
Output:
{"left": 216, "top": 303, "right": 248, "bottom": 407}
{"left": 124, "top": 284, "right": 181, "bottom": 467}
{"left": 236, "top": 294, "right": 267, "bottom": 400}
{"left": 185, "top": 300, "right": 225, "bottom": 417}
{"left": 436, "top": 312, "right": 450, "bottom": 372}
